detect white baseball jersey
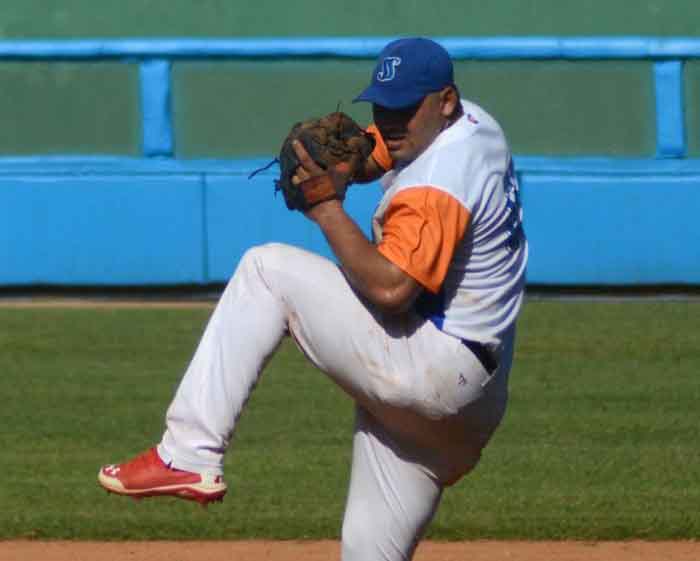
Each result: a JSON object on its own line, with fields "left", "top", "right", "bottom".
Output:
{"left": 370, "top": 99, "right": 528, "bottom": 348}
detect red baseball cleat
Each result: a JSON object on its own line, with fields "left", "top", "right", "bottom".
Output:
{"left": 98, "top": 447, "right": 227, "bottom": 505}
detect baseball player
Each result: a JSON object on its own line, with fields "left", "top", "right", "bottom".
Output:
{"left": 99, "top": 37, "right": 527, "bottom": 561}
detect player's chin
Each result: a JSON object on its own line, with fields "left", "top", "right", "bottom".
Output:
{"left": 386, "top": 140, "right": 406, "bottom": 158}
{"left": 389, "top": 147, "right": 416, "bottom": 164}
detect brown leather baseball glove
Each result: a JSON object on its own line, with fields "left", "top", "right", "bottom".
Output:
{"left": 276, "top": 112, "right": 376, "bottom": 211}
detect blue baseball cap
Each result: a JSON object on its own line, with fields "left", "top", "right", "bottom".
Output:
{"left": 354, "top": 37, "right": 454, "bottom": 109}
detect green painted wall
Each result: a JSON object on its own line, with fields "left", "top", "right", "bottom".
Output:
{"left": 2, "top": 0, "right": 700, "bottom": 38}
{"left": 174, "top": 60, "right": 656, "bottom": 158}
{"left": 686, "top": 61, "right": 700, "bottom": 157}
{"left": 1, "top": 1, "right": 699, "bottom": 157}
{"left": 0, "top": 63, "right": 140, "bottom": 155}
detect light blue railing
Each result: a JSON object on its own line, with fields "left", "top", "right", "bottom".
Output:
{"left": 0, "top": 36, "right": 697, "bottom": 159}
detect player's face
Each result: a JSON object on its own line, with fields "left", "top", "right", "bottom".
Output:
{"left": 372, "top": 87, "right": 457, "bottom": 164}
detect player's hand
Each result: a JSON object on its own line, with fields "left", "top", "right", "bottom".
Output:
{"left": 291, "top": 141, "right": 354, "bottom": 194}
{"left": 290, "top": 140, "right": 320, "bottom": 185}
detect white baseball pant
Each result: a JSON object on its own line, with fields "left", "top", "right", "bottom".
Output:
{"left": 158, "top": 243, "right": 515, "bottom": 561}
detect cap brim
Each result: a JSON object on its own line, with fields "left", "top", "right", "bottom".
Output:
{"left": 353, "top": 85, "right": 426, "bottom": 110}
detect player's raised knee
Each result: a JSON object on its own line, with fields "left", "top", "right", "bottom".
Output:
{"left": 236, "top": 242, "right": 297, "bottom": 273}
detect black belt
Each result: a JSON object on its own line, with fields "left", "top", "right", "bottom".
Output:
{"left": 461, "top": 339, "right": 498, "bottom": 374}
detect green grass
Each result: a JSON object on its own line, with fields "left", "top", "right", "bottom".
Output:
{"left": 0, "top": 301, "right": 698, "bottom": 540}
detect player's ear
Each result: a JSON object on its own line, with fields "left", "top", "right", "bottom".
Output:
{"left": 439, "top": 86, "right": 458, "bottom": 117}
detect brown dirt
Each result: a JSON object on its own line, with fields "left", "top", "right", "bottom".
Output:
{"left": 0, "top": 540, "right": 698, "bottom": 561}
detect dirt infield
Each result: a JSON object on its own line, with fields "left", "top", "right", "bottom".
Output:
{"left": 0, "top": 540, "right": 698, "bottom": 561}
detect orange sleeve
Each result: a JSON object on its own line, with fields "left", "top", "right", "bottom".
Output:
{"left": 365, "top": 124, "right": 393, "bottom": 172}
{"left": 377, "top": 187, "right": 470, "bottom": 293}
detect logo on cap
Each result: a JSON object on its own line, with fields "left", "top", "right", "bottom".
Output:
{"left": 376, "top": 57, "right": 401, "bottom": 82}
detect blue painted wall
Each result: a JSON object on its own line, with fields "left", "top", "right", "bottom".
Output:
{"left": 521, "top": 168, "right": 700, "bottom": 285}
{"left": 0, "top": 172, "right": 205, "bottom": 284}
{"left": 1, "top": 157, "right": 698, "bottom": 286}
{"left": 0, "top": 159, "right": 382, "bottom": 286}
